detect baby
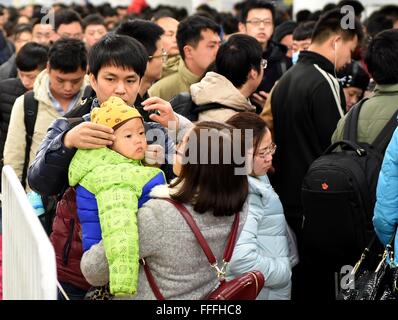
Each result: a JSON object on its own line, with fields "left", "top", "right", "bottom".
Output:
{"left": 68, "top": 96, "right": 165, "bottom": 296}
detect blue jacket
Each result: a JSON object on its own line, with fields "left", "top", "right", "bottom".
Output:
{"left": 76, "top": 171, "right": 165, "bottom": 252}
{"left": 373, "top": 127, "right": 398, "bottom": 266}
{"left": 226, "top": 175, "right": 296, "bottom": 300}
{"left": 27, "top": 107, "right": 175, "bottom": 196}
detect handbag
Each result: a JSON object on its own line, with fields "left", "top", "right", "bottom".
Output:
{"left": 84, "top": 284, "right": 112, "bottom": 300}
{"left": 338, "top": 232, "right": 398, "bottom": 300}
{"left": 140, "top": 198, "right": 265, "bottom": 300}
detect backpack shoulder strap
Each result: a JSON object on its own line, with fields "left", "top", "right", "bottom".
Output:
{"left": 372, "top": 108, "right": 398, "bottom": 152}
{"left": 343, "top": 98, "right": 368, "bottom": 142}
{"left": 22, "top": 91, "right": 39, "bottom": 189}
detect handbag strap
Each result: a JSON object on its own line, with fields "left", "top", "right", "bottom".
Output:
{"left": 162, "top": 198, "right": 240, "bottom": 264}
{"left": 140, "top": 258, "right": 165, "bottom": 300}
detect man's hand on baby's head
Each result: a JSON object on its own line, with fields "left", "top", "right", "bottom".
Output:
{"left": 64, "top": 122, "right": 116, "bottom": 150}
{"left": 144, "top": 144, "right": 165, "bottom": 167}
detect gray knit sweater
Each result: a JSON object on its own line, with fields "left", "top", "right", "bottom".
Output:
{"left": 80, "top": 183, "right": 248, "bottom": 299}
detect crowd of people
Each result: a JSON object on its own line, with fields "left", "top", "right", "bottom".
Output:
{"left": 0, "top": 0, "right": 397, "bottom": 301}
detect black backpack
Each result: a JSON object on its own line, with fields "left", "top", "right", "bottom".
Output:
{"left": 301, "top": 99, "right": 398, "bottom": 269}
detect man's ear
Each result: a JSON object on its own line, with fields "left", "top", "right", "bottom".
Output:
{"left": 183, "top": 44, "right": 192, "bottom": 60}
{"left": 89, "top": 73, "right": 97, "bottom": 91}
{"left": 248, "top": 68, "right": 258, "bottom": 80}
{"left": 238, "top": 22, "right": 246, "bottom": 33}
{"left": 331, "top": 35, "right": 341, "bottom": 50}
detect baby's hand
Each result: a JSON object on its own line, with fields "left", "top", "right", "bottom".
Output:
{"left": 144, "top": 144, "right": 165, "bottom": 167}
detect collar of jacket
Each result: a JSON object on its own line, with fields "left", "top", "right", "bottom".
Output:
{"left": 179, "top": 59, "right": 201, "bottom": 84}
{"left": 298, "top": 50, "right": 335, "bottom": 75}
{"left": 248, "top": 175, "right": 273, "bottom": 195}
{"left": 374, "top": 83, "right": 398, "bottom": 95}
{"left": 190, "top": 71, "right": 255, "bottom": 112}
{"left": 149, "top": 178, "right": 180, "bottom": 199}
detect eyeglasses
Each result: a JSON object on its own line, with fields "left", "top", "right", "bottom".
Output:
{"left": 261, "top": 59, "right": 268, "bottom": 69}
{"left": 245, "top": 18, "right": 273, "bottom": 27}
{"left": 149, "top": 48, "right": 168, "bottom": 63}
{"left": 255, "top": 142, "right": 277, "bottom": 158}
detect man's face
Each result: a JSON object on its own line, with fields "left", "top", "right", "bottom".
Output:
{"left": 336, "top": 36, "right": 358, "bottom": 70}
{"left": 57, "top": 22, "right": 83, "bottom": 40}
{"left": 15, "top": 31, "right": 32, "bottom": 53}
{"left": 90, "top": 65, "right": 141, "bottom": 106}
{"left": 280, "top": 34, "right": 293, "bottom": 58}
{"left": 84, "top": 24, "right": 107, "bottom": 48}
{"left": 292, "top": 38, "right": 311, "bottom": 54}
{"left": 156, "top": 17, "right": 179, "bottom": 56}
{"left": 187, "top": 28, "right": 220, "bottom": 74}
{"left": 18, "top": 68, "right": 42, "bottom": 90}
{"left": 32, "top": 23, "right": 54, "bottom": 46}
{"left": 48, "top": 67, "right": 86, "bottom": 100}
{"left": 239, "top": 8, "right": 274, "bottom": 49}
{"left": 146, "top": 40, "right": 165, "bottom": 83}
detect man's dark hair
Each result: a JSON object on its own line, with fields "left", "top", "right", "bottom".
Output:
{"left": 115, "top": 19, "right": 164, "bottom": 56}
{"left": 323, "top": 3, "right": 338, "bottom": 13}
{"left": 196, "top": 4, "right": 219, "bottom": 21}
{"left": 365, "top": 11, "right": 394, "bottom": 38}
{"left": 88, "top": 34, "right": 147, "bottom": 79}
{"left": 296, "top": 9, "right": 311, "bottom": 23}
{"left": 176, "top": 15, "right": 220, "bottom": 61}
{"left": 13, "top": 23, "right": 33, "bottom": 39}
{"left": 293, "top": 21, "right": 316, "bottom": 41}
{"left": 365, "top": 29, "right": 398, "bottom": 85}
{"left": 170, "top": 121, "right": 248, "bottom": 217}
{"left": 16, "top": 42, "right": 48, "bottom": 72}
{"left": 240, "top": 0, "right": 275, "bottom": 23}
{"left": 312, "top": 8, "right": 363, "bottom": 44}
{"left": 48, "top": 38, "right": 87, "bottom": 72}
{"left": 83, "top": 14, "right": 106, "bottom": 31}
{"left": 338, "top": 0, "right": 365, "bottom": 17}
{"left": 215, "top": 34, "right": 262, "bottom": 88}
{"left": 218, "top": 12, "right": 239, "bottom": 35}
{"left": 151, "top": 9, "right": 178, "bottom": 21}
{"left": 378, "top": 5, "right": 398, "bottom": 22}
{"left": 54, "top": 9, "right": 83, "bottom": 32}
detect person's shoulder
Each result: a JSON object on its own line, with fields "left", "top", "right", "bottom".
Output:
{"left": 11, "top": 93, "right": 25, "bottom": 109}
{"left": 151, "top": 72, "right": 180, "bottom": 91}
{"left": 0, "top": 77, "right": 21, "bottom": 87}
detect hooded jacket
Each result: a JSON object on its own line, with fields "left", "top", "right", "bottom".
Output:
{"left": 373, "top": 128, "right": 398, "bottom": 266}
{"left": 190, "top": 72, "right": 255, "bottom": 122}
{"left": 227, "top": 175, "right": 298, "bottom": 300}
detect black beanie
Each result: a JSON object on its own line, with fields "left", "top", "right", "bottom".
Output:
{"left": 337, "top": 61, "right": 370, "bottom": 91}
{"left": 273, "top": 21, "right": 297, "bottom": 43}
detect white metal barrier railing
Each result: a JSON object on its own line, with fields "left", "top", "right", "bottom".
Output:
{"left": 1, "top": 165, "right": 57, "bottom": 300}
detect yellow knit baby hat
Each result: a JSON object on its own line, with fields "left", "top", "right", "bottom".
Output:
{"left": 91, "top": 96, "right": 142, "bottom": 128}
